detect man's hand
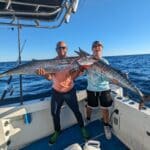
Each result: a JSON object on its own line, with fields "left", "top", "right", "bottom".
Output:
{"left": 36, "top": 68, "right": 46, "bottom": 76}
{"left": 70, "top": 65, "right": 89, "bottom": 74}
{"left": 111, "top": 79, "right": 119, "bottom": 85}
{"left": 36, "top": 68, "right": 53, "bottom": 80}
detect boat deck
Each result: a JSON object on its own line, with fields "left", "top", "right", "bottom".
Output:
{"left": 22, "top": 120, "right": 128, "bottom": 150}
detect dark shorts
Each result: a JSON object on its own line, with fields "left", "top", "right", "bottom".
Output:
{"left": 86, "top": 90, "right": 113, "bottom": 108}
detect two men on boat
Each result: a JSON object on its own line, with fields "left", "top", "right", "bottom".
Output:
{"left": 37, "top": 40, "right": 113, "bottom": 143}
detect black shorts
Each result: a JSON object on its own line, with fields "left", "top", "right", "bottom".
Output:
{"left": 86, "top": 90, "right": 113, "bottom": 108}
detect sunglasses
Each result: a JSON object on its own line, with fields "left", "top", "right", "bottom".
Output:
{"left": 57, "top": 46, "right": 66, "bottom": 50}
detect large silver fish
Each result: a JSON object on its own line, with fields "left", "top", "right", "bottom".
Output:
{"left": 76, "top": 49, "right": 150, "bottom": 107}
{"left": 0, "top": 57, "right": 78, "bottom": 78}
{"left": 0, "top": 48, "right": 98, "bottom": 78}
{"left": 92, "top": 60, "right": 143, "bottom": 98}
{"left": 0, "top": 49, "right": 96, "bottom": 78}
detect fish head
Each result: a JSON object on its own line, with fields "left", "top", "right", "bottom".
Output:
{"left": 77, "top": 56, "right": 97, "bottom": 67}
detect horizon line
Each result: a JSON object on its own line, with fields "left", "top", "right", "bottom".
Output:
{"left": 0, "top": 53, "right": 149, "bottom": 63}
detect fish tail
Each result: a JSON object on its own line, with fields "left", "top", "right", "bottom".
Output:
{"left": 138, "top": 99, "right": 144, "bottom": 110}
{"left": 0, "top": 73, "right": 4, "bottom": 78}
{"left": 139, "top": 95, "right": 150, "bottom": 110}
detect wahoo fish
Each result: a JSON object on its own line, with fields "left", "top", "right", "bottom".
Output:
{"left": 0, "top": 49, "right": 96, "bottom": 101}
{"left": 0, "top": 57, "right": 78, "bottom": 78}
{"left": 91, "top": 61, "right": 150, "bottom": 108}
{"left": 92, "top": 60, "right": 144, "bottom": 98}
{"left": 76, "top": 49, "right": 150, "bottom": 107}
{"left": 0, "top": 49, "right": 96, "bottom": 78}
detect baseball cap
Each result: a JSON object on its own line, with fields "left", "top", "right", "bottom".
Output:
{"left": 92, "top": 41, "right": 103, "bottom": 48}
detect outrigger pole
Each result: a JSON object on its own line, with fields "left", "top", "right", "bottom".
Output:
{"left": 0, "top": 22, "right": 26, "bottom": 102}
{"left": 17, "top": 19, "right": 23, "bottom": 105}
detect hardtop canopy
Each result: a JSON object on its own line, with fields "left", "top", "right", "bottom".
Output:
{"left": 0, "top": 0, "right": 79, "bottom": 28}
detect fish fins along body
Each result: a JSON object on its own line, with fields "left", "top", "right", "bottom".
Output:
{"left": 138, "top": 94, "right": 150, "bottom": 110}
{"left": 75, "top": 47, "right": 90, "bottom": 57}
{"left": 79, "top": 47, "right": 90, "bottom": 56}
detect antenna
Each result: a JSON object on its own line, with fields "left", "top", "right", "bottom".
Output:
{"left": 72, "top": 0, "right": 79, "bottom": 13}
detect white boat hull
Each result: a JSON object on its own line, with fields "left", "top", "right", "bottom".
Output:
{"left": 0, "top": 84, "right": 150, "bottom": 150}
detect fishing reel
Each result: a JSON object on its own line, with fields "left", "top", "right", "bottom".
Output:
{"left": 4, "top": 84, "right": 14, "bottom": 96}
{"left": 0, "top": 76, "right": 14, "bottom": 101}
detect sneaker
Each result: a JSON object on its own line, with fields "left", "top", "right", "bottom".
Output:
{"left": 104, "top": 125, "right": 112, "bottom": 140}
{"left": 81, "top": 127, "right": 90, "bottom": 140}
{"left": 49, "top": 131, "right": 60, "bottom": 144}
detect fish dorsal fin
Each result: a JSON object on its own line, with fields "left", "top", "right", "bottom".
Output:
{"left": 74, "top": 50, "right": 81, "bottom": 56}
{"left": 79, "top": 47, "right": 90, "bottom": 56}
{"left": 113, "top": 67, "right": 128, "bottom": 79}
{"left": 74, "top": 47, "right": 90, "bottom": 57}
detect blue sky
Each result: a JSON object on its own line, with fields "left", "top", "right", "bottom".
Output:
{"left": 0, "top": 0, "right": 150, "bottom": 61}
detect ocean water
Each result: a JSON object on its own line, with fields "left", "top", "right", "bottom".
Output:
{"left": 0, "top": 54, "right": 150, "bottom": 106}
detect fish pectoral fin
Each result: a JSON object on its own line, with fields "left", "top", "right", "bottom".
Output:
{"left": 113, "top": 68, "right": 128, "bottom": 79}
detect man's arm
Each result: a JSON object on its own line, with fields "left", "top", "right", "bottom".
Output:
{"left": 70, "top": 66, "right": 87, "bottom": 80}
{"left": 36, "top": 68, "right": 53, "bottom": 80}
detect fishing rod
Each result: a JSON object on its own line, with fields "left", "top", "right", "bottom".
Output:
{"left": 0, "top": 40, "right": 26, "bottom": 101}
{"left": 0, "top": 21, "right": 26, "bottom": 103}
{"left": 0, "top": 76, "right": 13, "bottom": 101}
